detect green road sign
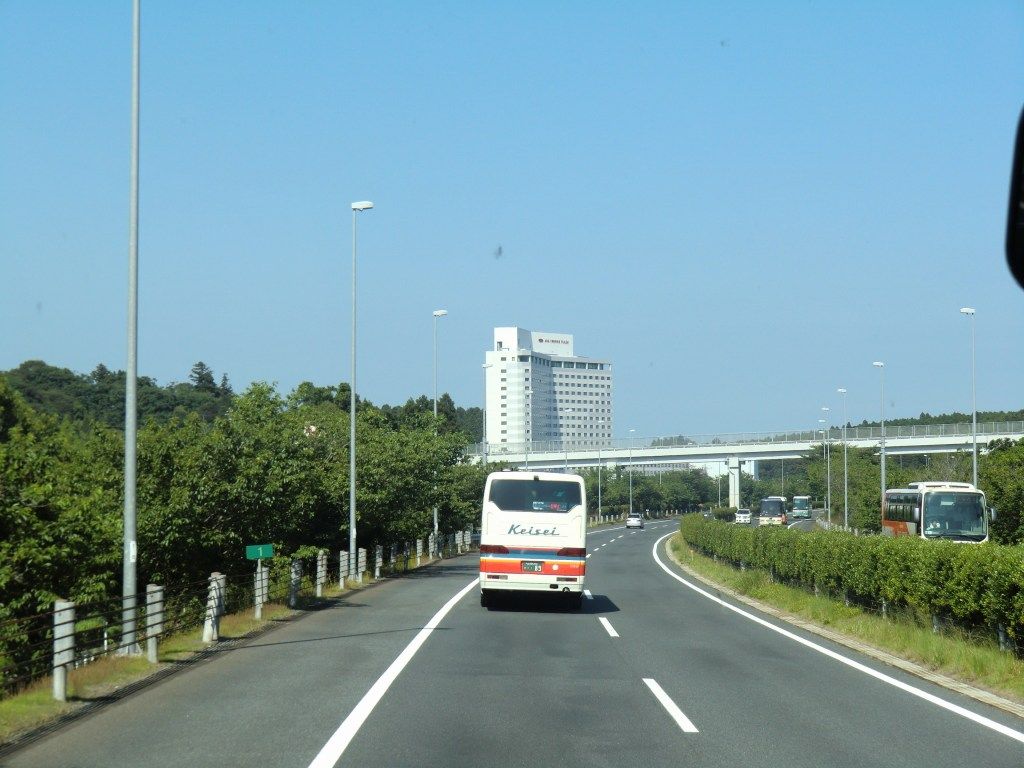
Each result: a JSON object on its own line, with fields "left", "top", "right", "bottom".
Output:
{"left": 245, "top": 544, "right": 274, "bottom": 560}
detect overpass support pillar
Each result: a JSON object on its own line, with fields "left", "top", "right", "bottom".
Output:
{"left": 749, "top": 460, "right": 759, "bottom": 481}
{"left": 728, "top": 457, "right": 741, "bottom": 508}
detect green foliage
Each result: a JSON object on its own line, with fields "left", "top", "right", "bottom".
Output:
{"left": 980, "top": 439, "right": 1024, "bottom": 544}
{"left": 2, "top": 360, "right": 233, "bottom": 428}
{"left": 576, "top": 466, "right": 713, "bottom": 516}
{"left": 679, "top": 515, "right": 1024, "bottom": 643}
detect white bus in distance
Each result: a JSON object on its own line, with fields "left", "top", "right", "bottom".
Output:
{"left": 882, "top": 482, "right": 993, "bottom": 542}
{"left": 791, "top": 496, "right": 812, "bottom": 520}
{"left": 479, "top": 470, "right": 587, "bottom": 609}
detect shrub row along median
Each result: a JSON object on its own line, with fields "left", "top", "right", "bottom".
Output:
{"left": 678, "top": 515, "right": 1024, "bottom": 650}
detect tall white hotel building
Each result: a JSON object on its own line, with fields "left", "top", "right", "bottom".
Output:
{"left": 484, "top": 327, "right": 613, "bottom": 448}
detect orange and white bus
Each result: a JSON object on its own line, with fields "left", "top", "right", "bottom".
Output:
{"left": 882, "top": 482, "right": 992, "bottom": 542}
{"left": 479, "top": 470, "right": 587, "bottom": 609}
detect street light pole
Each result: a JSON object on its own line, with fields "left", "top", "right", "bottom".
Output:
{"left": 628, "top": 428, "right": 636, "bottom": 514}
{"left": 818, "top": 419, "right": 827, "bottom": 518}
{"left": 431, "top": 309, "right": 447, "bottom": 541}
{"left": 873, "top": 361, "right": 886, "bottom": 502}
{"left": 838, "top": 388, "right": 848, "bottom": 529}
{"left": 821, "top": 407, "right": 831, "bottom": 519}
{"left": 121, "top": 0, "right": 142, "bottom": 654}
{"left": 960, "top": 307, "right": 978, "bottom": 486}
{"left": 349, "top": 201, "right": 373, "bottom": 579}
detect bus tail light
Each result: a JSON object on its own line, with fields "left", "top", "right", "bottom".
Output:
{"left": 557, "top": 547, "right": 586, "bottom": 557}
{"left": 480, "top": 544, "right": 509, "bottom": 554}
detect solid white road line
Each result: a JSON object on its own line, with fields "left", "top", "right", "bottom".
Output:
{"left": 584, "top": 589, "right": 593, "bottom": 600}
{"left": 650, "top": 533, "right": 1024, "bottom": 745}
{"left": 307, "top": 578, "right": 478, "bottom": 768}
{"left": 643, "top": 678, "right": 699, "bottom": 733}
{"left": 598, "top": 617, "right": 619, "bottom": 638}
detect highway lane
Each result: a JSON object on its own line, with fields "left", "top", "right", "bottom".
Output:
{"left": 5, "top": 520, "right": 1023, "bottom": 767}
{"left": 588, "top": 525, "right": 1024, "bottom": 768}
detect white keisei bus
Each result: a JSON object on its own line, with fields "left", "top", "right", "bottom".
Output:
{"left": 479, "top": 470, "right": 587, "bottom": 609}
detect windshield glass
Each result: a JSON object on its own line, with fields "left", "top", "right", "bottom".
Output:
{"left": 488, "top": 479, "right": 582, "bottom": 512}
{"left": 760, "top": 499, "right": 785, "bottom": 516}
{"left": 793, "top": 498, "right": 810, "bottom": 511}
{"left": 922, "top": 492, "right": 986, "bottom": 541}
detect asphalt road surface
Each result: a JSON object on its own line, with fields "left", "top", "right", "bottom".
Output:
{"left": 5, "top": 521, "right": 1023, "bottom": 768}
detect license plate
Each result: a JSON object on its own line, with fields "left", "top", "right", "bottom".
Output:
{"left": 521, "top": 561, "right": 542, "bottom": 572}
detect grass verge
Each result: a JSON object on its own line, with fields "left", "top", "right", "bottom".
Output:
{"left": 669, "top": 534, "right": 1024, "bottom": 705}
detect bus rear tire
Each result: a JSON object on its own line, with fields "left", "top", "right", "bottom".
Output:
{"left": 567, "top": 592, "right": 583, "bottom": 611}
{"left": 480, "top": 590, "right": 491, "bottom": 608}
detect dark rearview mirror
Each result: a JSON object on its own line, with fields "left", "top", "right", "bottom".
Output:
{"left": 989, "top": 506, "right": 997, "bottom": 522}
{"left": 912, "top": 507, "right": 920, "bottom": 523}
{"left": 1008, "top": 106, "right": 1024, "bottom": 291}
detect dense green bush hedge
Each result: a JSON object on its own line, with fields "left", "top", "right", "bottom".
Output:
{"left": 678, "top": 515, "right": 1024, "bottom": 645}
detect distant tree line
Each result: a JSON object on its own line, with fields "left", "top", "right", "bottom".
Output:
{"left": 1, "top": 360, "right": 485, "bottom": 442}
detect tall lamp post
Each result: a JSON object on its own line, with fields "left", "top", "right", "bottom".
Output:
{"left": 837, "top": 388, "right": 849, "bottom": 529}
{"left": 481, "top": 363, "right": 491, "bottom": 468}
{"left": 873, "top": 361, "right": 886, "bottom": 502}
{"left": 121, "top": 0, "right": 142, "bottom": 654}
{"left": 431, "top": 309, "right": 447, "bottom": 541}
{"left": 960, "top": 307, "right": 978, "bottom": 487}
{"left": 628, "top": 428, "right": 636, "bottom": 514}
{"left": 349, "top": 201, "right": 373, "bottom": 579}
{"left": 821, "top": 406, "right": 832, "bottom": 519}
{"left": 818, "top": 419, "right": 827, "bottom": 517}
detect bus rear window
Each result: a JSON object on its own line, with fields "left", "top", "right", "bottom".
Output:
{"left": 488, "top": 479, "right": 582, "bottom": 513}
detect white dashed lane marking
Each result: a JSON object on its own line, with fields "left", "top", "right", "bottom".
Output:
{"left": 598, "top": 617, "right": 619, "bottom": 638}
{"left": 643, "top": 678, "right": 699, "bottom": 734}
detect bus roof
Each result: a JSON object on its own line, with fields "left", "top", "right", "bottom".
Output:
{"left": 490, "top": 470, "right": 584, "bottom": 483}
{"left": 907, "top": 481, "right": 977, "bottom": 490}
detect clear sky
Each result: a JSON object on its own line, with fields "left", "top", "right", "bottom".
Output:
{"left": 2, "top": 1, "right": 1023, "bottom": 438}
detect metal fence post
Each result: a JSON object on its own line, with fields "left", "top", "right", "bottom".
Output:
{"left": 374, "top": 545, "right": 382, "bottom": 579}
{"left": 52, "top": 600, "right": 75, "bottom": 702}
{"left": 145, "top": 584, "right": 163, "bottom": 664}
{"left": 339, "top": 551, "right": 348, "bottom": 588}
{"left": 316, "top": 550, "right": 327, "bottom": 597}
{"left": 254, "top": 560, "right": 265, "bottom": 620}
{"left": 289, "top": 559, "right": 302, "bottom": 608}
{"left": 202, "top": 573, "right": 221, "bottom": 643}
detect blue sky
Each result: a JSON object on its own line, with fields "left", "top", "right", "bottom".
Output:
{"left": 2, "top": 1, "right": 1023, "bottom": 437}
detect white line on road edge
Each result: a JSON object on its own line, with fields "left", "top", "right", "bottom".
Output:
{"left": 643, "top": 678, "right": 699, "bottom": 733}
{"left": 586, "top": 553, "right": 592, "bottom": 559}
{"left": 650, "top": 534, "right": 1024, "bottom": 745}
{"left": 598, "top": 617, "right": 619, "bottom": 638}
{"left": 584, "top": 589, "right": 593, "bottom": 600}
{"left": 307, "top": 578, "right": 478, "bottom": 768}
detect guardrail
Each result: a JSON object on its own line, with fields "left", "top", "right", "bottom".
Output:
{"left": 468, "top": 421, "right": 1024, "bottom": 457}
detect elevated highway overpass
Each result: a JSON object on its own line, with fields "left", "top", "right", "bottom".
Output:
{"left": 467, "top": 421, "right": 1024, "bottom": 507}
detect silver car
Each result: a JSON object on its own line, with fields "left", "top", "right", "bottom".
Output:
{"left": 625, "top": 512, "right": 644, "bottom": 529}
